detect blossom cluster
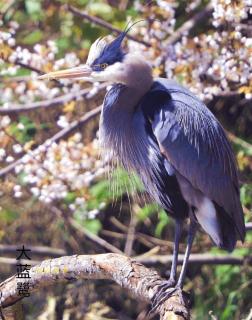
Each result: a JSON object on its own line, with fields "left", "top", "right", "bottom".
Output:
{"left": 132, "top": 0, "right": 252, "bottom": 100}
{"left": 0, "top": 19, "right": 105, "bottom": 220}
{"left": 12, "top": 133, "right": 106, "bottom": 218}
{"left": 212, "top": 0, "right": 250, "bottom": 27}
{"left": 0, "top": 21, "right": 83, "bottom": 107}
{"left": 163, "top": 1, "right": 252, "bottom": 99}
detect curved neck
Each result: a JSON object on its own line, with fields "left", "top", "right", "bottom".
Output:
{"left": 100, "top": 54, "right": 153, "bottom": 154}
{"left": 98, "top": 53, "right": 153, "bottom": 113}
{"left": 116, "top": 53, "right": 153, "bottom": 108}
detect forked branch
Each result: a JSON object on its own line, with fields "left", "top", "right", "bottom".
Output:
{"left": 0, "top": 253, "right": 190, "bottom": 320}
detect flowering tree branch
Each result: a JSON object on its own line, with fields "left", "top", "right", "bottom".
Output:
{"left": 166, "top": 3, "right": 213, "bottom": 46}
{"left": 0, "top": 86, "right": 105, "bottom": 114}
{"left": 0, "top": 253, "right": 190, "bottom": 320}
{"left": 0, "top": 106, "right": 102, "bottom": 178}
{"left": 1, "top": 57, "right": 63, "bottom": 87}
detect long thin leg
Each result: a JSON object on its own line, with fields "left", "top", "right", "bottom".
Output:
{"left": 151, "top": 219, "right": 197, "bottom": 314}
{"left": 169, "top": 219, "right": 182, "bottom": 283}
{"left": 176, "top": 219, "right": 197, "bottom": 288}
{"left": 150, "top": 219, "right": 182, "bottom": 310}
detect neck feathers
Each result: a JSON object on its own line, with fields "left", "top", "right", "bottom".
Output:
{"left": 106, "top": 53, "right": 153, "bottom": 112}
{"left": 117, "top": 53, "right": 153, "bottom": 95}
{"left": 100, "top": 54, "right": 153, "bottom": 161}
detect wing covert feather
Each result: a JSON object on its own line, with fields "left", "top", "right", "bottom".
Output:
{"left": 144, "top": 80, "right": 245, "bottom": 240}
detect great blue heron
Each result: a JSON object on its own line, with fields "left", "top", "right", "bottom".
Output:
{"left": 39, "top": 29, "right": 245, "bottom": 310}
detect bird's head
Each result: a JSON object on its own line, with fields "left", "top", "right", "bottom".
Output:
{"left": 38, "top": 31, "right": 127, "bottom": 83}
{"left": 39, "top": 24, "right": 152, "bottom": 88}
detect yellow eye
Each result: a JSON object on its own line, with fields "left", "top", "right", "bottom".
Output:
{"left": 100, "top": 63, "right": 108, "bottom": 69}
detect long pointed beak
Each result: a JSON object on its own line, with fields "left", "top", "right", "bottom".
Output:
{"left": 38, "top": 65, "right": 92, "bottom": 80}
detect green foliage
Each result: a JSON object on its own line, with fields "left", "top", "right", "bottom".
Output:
{"left": 89, "top": 179, "right": 111, "bottom": 205}
{"left": 195, "top": 263, "right": 251, "bottom": 320}
{"left": 25, "top": 0, "right": 43, "bottom": 21}
{"left": 87, "top": 3, "right": 114, "bottom": 20}
{"left": 22, "top": 30, "right": 44, "bottom": 45}
{"left": 136, "top": 203, "right": 158, "bottom": 221}
{"left": 90, "top": 167, "right": 144, "bottom": 202}
{"left": 240, "top": 184, "right": 252, "bottom": 209}
{"left": 73, "top": 206, "right": 102, "bottom": 235}
{"left": 64, "top": 192, "right": 77, "bottom": 205}
{"left": 82, "top": 219, "right": 102, "bottom": 234}
{"left": 155, "top": 209, "right": 170, "bottom": 238}
{"left": 8, "top": 116, "right": 36, "bottom": 143}
{"left": 17, "top": 171, "right": 29, "bottom": 186}
{"left": 0, "top": 208, "right": 19, "bottom": 223}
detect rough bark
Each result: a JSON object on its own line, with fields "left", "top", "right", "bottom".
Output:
{"left": 0, "top": 253, "right": 190, "bottom": 320}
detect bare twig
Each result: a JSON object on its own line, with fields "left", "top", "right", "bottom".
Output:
{"left": 216, "top": 91, "right": 242, "bottom": 97}
{"left": 0, "top": 257, "right": 39, "bottom": 266}
{"left": 0, "top": 253, "right": 190, "bottom": 319}
{"left": 0, "top": 245, "right": 65, "bottom": 258}
{"left": 0, "top": 106, "right": 102, "bottom": 178}
{"left": 14, "top": 61, "right": 43, "bottom": 75}
{"left": 135, "top": 253, "right": 252, "bottom": 266}
{"left": 69, "top": 217, "right": 124, "bottom": 254}
{"left": 51, "top": 205, "right": 123, "bottom": 254}
{"left": 245, "top": 308, "right": 252, "bottom": 320}
{"left": 246, "top": 223, "right": 252, "bottom": 231}
{"left": 124, "top": 212, "right": 137, "bottom": 256}
{"left": 67, "top": 5, "right": 151, "bottom": 47}
{"left": 227, "top": 131, "right": 252, "bottom": 155}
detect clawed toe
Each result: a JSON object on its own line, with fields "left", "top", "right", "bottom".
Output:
{"left": 175, "top": 286, "right": 191, "bottom": 307}
{"left": 150, "top": 284, "right": 189, "bottom": 316}
{"left": 150, "top": 280, "right": 176, "bottom": 314}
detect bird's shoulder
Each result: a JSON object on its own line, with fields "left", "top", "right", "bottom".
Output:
{"left": 141, "top": 79, "right": 229, "bottom": 158}
{"left": 142, "top": 78, "right": 214, "bottom": 118}
{"left": 141, "top": 79, "right": 234, "bottom": 167}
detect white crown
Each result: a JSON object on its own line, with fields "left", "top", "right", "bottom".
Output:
{"left": 86, "top": 37, "right": 109, "bottom": 65}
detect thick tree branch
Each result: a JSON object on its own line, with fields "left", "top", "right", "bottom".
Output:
{"left": 0, "top": 253, "right": 190, "bottom": 320}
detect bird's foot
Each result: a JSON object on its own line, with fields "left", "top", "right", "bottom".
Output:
{"left": 150, "top": 279, "right": 176, "bottom": 314}
{"left": 150, "top": 283, "right": 190, "bottom": 316}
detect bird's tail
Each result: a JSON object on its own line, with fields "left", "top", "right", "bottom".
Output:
{"left": 216, "top": 206, "right": 237, "bottom": 252}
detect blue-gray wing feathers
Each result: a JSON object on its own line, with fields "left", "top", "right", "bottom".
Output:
{"left": 144, "top": 79, "right": 245, "bottom": 242}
